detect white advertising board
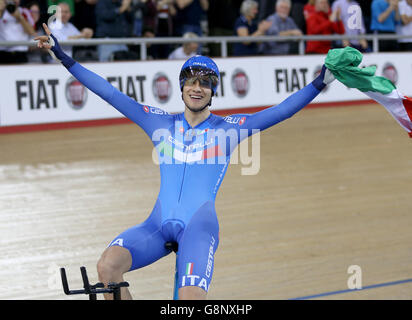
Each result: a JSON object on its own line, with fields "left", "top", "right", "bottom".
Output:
{"left": 0, "top": 53, "right": 411, "bottom": 127}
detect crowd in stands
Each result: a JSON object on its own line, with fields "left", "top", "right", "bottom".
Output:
{"left": 1, "top": 0, "right": 412, "bottom": 64}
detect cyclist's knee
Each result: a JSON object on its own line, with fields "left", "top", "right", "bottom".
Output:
{"left": 97, "top": 246, "right": 132, "bottom": 283}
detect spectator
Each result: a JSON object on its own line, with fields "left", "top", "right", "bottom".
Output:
{"left": 129, "top": 0, "right": 147, "bottom": 37}
{"left": 156, "top": 0, "right": 176, "bottom": 36}
{"left": 305, "top": 0, "right": 345, "bottom": 54}
{"left": 260, "top": 0, "right": 302, "bottom": 55}
{"left": 398, "top": 0, "right": 412, "bottom": 51}
{"left": 358, "top": 0, "right": 372, "bottom": 33}
{"left": 21, "top": 0, "right": 48, "bottom": 25}
{"left": 95, "top": 0, "right": 133, "bottom": 61}
{"left": 26, "top": 5, "right": 39, "bottom": 32}
{"left": 290, "top": 0, "right": 307, "bottom": 32}
{"left": 304, "top": 0, "right": 332, "bottom": 21}
{"left": 129, "top": 0, "right": 172, "bottom": 59}
{"left": 233, "top": 0, "right": 272, "bottom": 56}
{"left": 141, "top": 0, "right": 157, "bottom": 31}
{"left": 26, "top": 0, "right": 40, "bottom": 30}
{"left": 257, "top": 0, "right": 276, "bottom": 21}
{"left": 174, "top": 0, "right": 208, "bottom": 36}
{"left": 331, "top": 0, "right": 369, "bottom": 52}
{"left": 168, "top": 31, "right": 199, "bottom": 59}
{"left": 142, "top": 26, "right": 156, "bottom": 59}
{"left": 71, "top": 0, "right": 97, "bottom": 61}
{"left": 26, "top": 1, "right": 50, "bottom": 62}
{"left": 155, "top": 0, "right": 177, "bottom": 59}
{"left": 72, "top": 0, "right": 97, "bottom": 32}
{"left": 49, "top": 2, "right": 93, "bottom": 58}
{"left": 304, "top": 0, "right": 316, "bottom": 20}
{"left": 0, "top": 0, "right": 36, "bottom": 64}
{"left": 207, "top": 0, "right": 243, "bottom": 56}
{"left": 371, "top": 0, "right": 401, "bottom": 51}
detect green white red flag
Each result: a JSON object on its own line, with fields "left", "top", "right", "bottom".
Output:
{"left": 325, "top": 47, "right": 412, "bottom": 138}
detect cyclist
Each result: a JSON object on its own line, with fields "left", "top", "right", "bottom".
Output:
{"left": 35, "top": 23, "right": 335, "bottom": 300}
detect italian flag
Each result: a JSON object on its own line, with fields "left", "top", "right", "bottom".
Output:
{"left": 325, "top": 47, "right": 412, "bottom": 138}
{"left": 186, "top": 263, "right": 194, "bottom": 275}
{"left": 364, "top": 90, "right": 412, "bottom": 138}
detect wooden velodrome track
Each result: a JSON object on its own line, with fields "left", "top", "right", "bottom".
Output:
{"left": 1, "top": 102, "right": 412, "bottom": 300}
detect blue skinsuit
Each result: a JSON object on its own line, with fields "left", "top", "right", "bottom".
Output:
{"left": 66, "top": 62, "right": 323, "bottom": 293}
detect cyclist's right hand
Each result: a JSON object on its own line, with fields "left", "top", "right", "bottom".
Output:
{"left": 34, "top": 23, "right": 64, "bottom": 62}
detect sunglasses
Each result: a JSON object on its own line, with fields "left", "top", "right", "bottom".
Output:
{"left": 180, "top": 66, "right": 219, "bottom": 91}
{"left": 184, "top": 75, "right": 216, "bottom": 89}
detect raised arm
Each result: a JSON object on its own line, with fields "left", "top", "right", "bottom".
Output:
{"left": 240, "top": 65, "right": 335, "bottom": 134}
{"left": 35, "top": 23, "right": 166, "bottom": 137}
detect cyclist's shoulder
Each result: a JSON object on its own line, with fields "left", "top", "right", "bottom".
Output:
{"left": 141, "top": 105, "right": 173, "bottom": 117}
{"left": 140, "top": 105, "right": 182, "bottom": 124}
{"left": 133, "top": 105, "right": 180, "bottom": 134}
{"left": 215, "top": 112, "right": 251, "bottom": 128}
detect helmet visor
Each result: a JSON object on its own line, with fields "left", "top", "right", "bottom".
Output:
{"left": 180, "top": 67, "right": 219, "bottom": 90}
